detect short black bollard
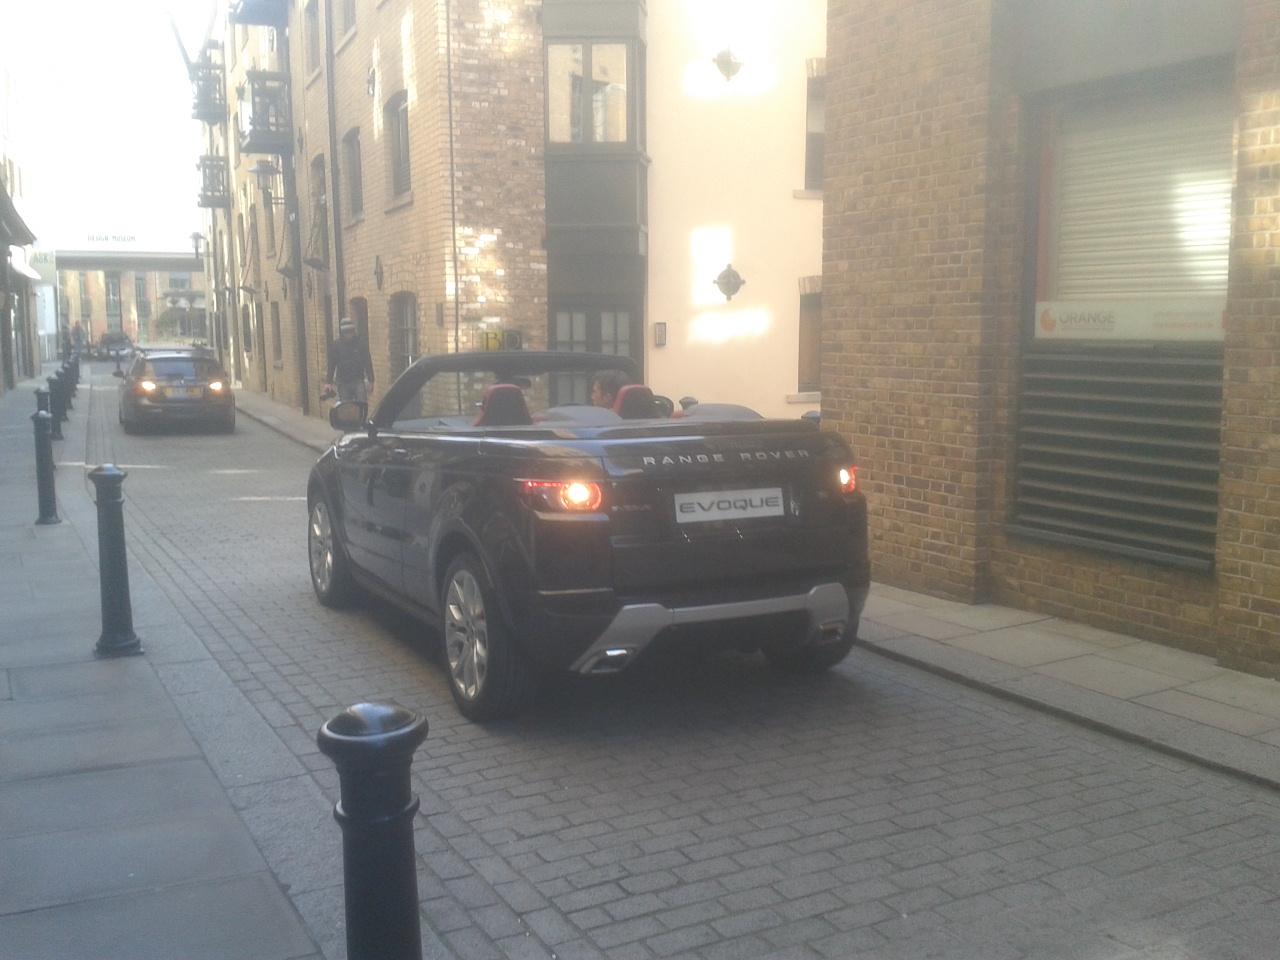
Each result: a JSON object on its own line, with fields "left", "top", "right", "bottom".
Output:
{"left": 35, "top": 388, "right": 50, "bottom": 415}
{"left": 46, "top": 378, "right": 64, "bottom": 441}
{"left": 32, "top": 412, "right": 60, "bottom": 525}
{"left": 56, "top": 371, "right": 72, "bottom": 411}
{"left": 317, "top": 703, "right": 429, "bottom": 960}
{"left": 89, "top": 465, "right": 142, "bottom": 657}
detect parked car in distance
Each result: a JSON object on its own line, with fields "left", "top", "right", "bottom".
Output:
{"left": 97, "top": 332, "right": 133, "bottom": 361}
{"left": 117, "top": 347, "right": 235, "bottom": 433}
{"left": 306, "top": 351, "right": 870, "bottom": 721}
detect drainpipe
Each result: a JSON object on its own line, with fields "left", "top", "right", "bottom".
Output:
{"left": 276, "top": 30, "right": 310, "bottom": 414}
{"left": 322, "top": 0, "right": 347, "bottom": 326}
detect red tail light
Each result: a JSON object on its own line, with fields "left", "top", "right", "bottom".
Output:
{"left": 837, "top": 466, "right": 858, "bottom": 495}
{"left": 519, "top": 479, "right": 603, "bottom": 512}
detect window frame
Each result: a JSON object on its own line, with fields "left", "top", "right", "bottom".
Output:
{"left": 343, "top": 128, "right": 364, "bottom": 216}
{"left": 304, "top": 0, "right": 321, "bottom": 74}
{"left": 385, "top": 92, "right": 411, "bottom": 197}
{"left": 545, "top": 40, "right": 638, "bottom": 152}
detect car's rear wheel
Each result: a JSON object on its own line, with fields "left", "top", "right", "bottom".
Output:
{"left": 217, "top": 407, "right": 236, "bottom": 433}
{"left": 308, "top": 496, "right": 355, "bottom": 607}
{"left": 763, "top": 630, "right": 854, "bottom": 673}
{"left": 441, "top": 553, "right": 538, "bottom": 721}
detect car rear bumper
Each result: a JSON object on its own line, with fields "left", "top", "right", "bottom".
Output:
{"left": 511, "top": 575, "right": 869, "bottom": 674}
{"left": 568, "top": 581, "right": 862, "bottom": 674}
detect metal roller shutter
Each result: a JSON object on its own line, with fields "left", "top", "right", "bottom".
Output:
{"left": 1012, "top": 90, "right": 1231, "bottom": 571}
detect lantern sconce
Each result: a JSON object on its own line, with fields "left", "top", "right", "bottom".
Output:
{"left": 654, "top": 321, "right": 667, "bottom": 347}
{"left": 714, "top": 264, "right": 745, "bottom": 301}
{"left": 713, "top": 48, "right": 741, "bottom": 81}
{"left": 374, "top": 255, "right": 384, "bottom": 291}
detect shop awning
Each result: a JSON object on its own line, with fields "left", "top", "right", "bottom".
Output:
{"left": 0, "top": 184, "right": 35, "bottom": 247}
{"left": 8, "top": 246, "right": 41, "bottom": 280}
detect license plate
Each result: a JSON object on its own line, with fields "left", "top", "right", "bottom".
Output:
{"left": 674, "top": 487, "right": 785, "bottom": 524}
{"left": 166, "top": 387, "right": 201, "bottom": 399}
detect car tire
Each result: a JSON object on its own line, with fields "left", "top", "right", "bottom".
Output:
{"left": 441, "top": 553, "right": 539, "bottom": 722}
{"left": 308, "top": 495, "right": 356, "bottom": 608}
{"left": 218, "top": 408, "right": 236, "bottom": 433}
{"left": 763, "top": 631, "right": 854, "bottom": 673}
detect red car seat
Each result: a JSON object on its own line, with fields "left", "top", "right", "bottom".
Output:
{"left": 613, "top": 384, "right": 657, "bottom": 419}
{"left": 474, "top": 384, "right": 532, "bottom": 426}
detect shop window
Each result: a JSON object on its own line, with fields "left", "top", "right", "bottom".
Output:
{"left": 135, "top": 276, "right": 150, "bottom": 320}
{"left": 386, "top": 92, "right": 411, "bottom": 197}
{"left": 1012, "top": 84, "right": 1231, "bottom": 570}
{"left": 170, "top": 273, "right": 192, "bottom": 291}
{"left": 343, "top": 128, "right": 363, "bottom": 216}
{"left": 798, "top": 292, "right": 821, "bottom": 392}
{"left": 547, "top": 43, "right": 630, "bottom": 145}
{"left": 105, "top": 273, "right": 121, "bottom": 321}
{"left": 548, "top": 306, "right": 637, "bottom": 403}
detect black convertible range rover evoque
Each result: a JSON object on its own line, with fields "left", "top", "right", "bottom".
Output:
{"left": 307, "top": 352, "right": 869, "bottom": 720}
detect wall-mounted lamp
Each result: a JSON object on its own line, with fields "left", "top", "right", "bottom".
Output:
{"left": 190, "top": 231, "right": 205, "bottom": 259}
{"left": 373, "top": 255, "right": 384, "bottom": 291}
{"left": 249, "top": 159, "right": 286, "bottom": 205}
{"left": 713, "top": 48, "right": 741, "bottom": 81}
{"left": 654, "top": 321, "right": 667, "bottom": 347}
{"left": 714, "top": 264, "right": 745, "bottom": 300}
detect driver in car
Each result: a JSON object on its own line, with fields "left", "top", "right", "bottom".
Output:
{"left": 590, "top": 370, "right": 627, "bottom": 409}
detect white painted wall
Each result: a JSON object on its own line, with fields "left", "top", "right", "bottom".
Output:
{"left": 645, "top": 0, "right": 824, "bottom": 419}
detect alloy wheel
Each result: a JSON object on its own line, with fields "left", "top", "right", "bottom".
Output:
{"left": 309, "top": 501, "right": 333, "bottom": 595}
{"left": 445, "top": 569, "right": 489, "bottom": 701}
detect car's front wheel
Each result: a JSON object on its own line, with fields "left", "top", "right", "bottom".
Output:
{"left": 308, "top": 496, "right": 355, "bottom": 607}
{"left": 441, "top": 553, "right": 538, "bottom": 721}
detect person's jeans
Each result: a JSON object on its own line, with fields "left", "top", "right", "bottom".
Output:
{"left": 336, "top": 379, "right": 368, "bottom": 403}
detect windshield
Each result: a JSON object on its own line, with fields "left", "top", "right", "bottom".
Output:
{"left": 389, "top": 366, "right": 635, "bottom": 431}
{"left": 143, "top": 358, "right": 223, "bottom": 381}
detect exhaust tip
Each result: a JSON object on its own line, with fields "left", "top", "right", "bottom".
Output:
{"left": 587, "top": 648, "right": 634, "bottom": 674}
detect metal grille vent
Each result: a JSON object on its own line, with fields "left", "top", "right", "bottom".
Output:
{"left": 1010, "top": 349, "right": 1221, "bottom": 570}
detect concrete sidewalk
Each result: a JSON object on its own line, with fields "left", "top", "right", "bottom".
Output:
{"left": 237, "top": 387, "right": 1280, "bottom": 790}
{"left": 0, "top": 365, "right": 319, "bottom": 960}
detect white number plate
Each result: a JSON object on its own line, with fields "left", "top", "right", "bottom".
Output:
{"left": 674, "top": 487, "right": 785, "bottom": 524}
{"left": 166, "top": 387, "right": 200, "bottom": 399}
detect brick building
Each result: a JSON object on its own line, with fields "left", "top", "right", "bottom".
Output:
{"left": 193, "top": 1, "right": 833, "bottom": 419}
{"left": 824, "top": 0, "right": 1280, "bottom": 676}
{"left": 194, "top": 0, "right": 547, "bottom": 415}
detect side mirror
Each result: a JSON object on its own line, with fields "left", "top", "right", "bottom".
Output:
{"left": 329, "top": 401, "right": 368, "bottom": 431}
{"left": 112, "top": 370, "right": 124, "bottom": 378}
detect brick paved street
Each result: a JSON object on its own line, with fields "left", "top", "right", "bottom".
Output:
{"left": 65, "top": 368, "right": 1280, "bottom": 959}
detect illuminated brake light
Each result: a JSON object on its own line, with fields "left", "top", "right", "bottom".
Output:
{"left": 520, "top": 479, "right": 603, "bottom": 512}
{"left": 134, "top": 380, "right": 157, "bottom": 396}
{"left": 838, "top": 466, "right": 858, "bottom": 494}
{"left": 208, "top": 380, "right": 225, "bottom": 393}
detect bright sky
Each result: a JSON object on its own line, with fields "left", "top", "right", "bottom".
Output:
{"left": 3, "top": 0, "right": 217, "bottom": 252}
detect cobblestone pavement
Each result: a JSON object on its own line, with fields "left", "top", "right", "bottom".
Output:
{"left": 79, "top": 370, "right": 1280, "bottom": 960}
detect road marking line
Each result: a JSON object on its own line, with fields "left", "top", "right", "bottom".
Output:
{"left": 231, "top": 496, "right": 306, "bottom": 502}
{"left": 210, "top": 469, "right": 263, "bottom": 475}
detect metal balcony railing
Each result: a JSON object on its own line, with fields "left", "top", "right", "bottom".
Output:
{"left": 228, "top": 0, "right": 286, "bottom": 28}
{"left": 239, "top": 71, "right": 292, "bottom": 156}
{"left": 198, "top": 155, "right": 231, "bottom": 208}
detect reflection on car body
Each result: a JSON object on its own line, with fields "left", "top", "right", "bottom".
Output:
{"left": 306, "top": 351, "right": 870, "bottom": 721}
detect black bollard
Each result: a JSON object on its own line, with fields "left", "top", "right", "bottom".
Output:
{"left": 35, "top": 388, "right": 50, "bottom": 415}
{"left": 63, "top": 362, "right": 77, "bottom": 397}
{"left": 32, "top": 412, "right": 60, "bottom": 525}
{"left": 89, "top": 465, "right": 142, "bottom": 657}
{"left": 317, "top": 703, "right": 429, "bottom": 960}
{"left": 57, "top": 371, "right": 72, "bottom": 411}
{"left": 46, "top": 377, "right": 65, "bottom": 440}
